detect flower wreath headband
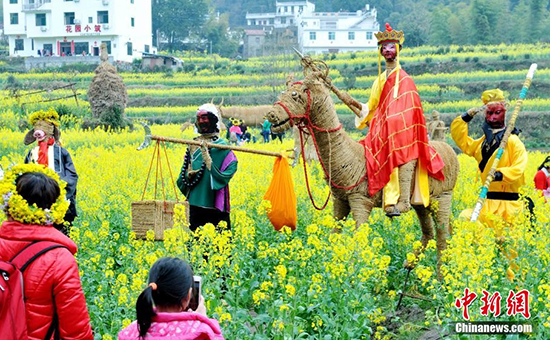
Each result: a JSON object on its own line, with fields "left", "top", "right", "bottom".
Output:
{"left": 0, "top": 164, "right": 69, "bottom": 225}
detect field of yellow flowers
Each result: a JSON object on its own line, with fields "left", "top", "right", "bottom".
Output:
{"left": 1, "top": 124, "right": 549, "bottom": 340}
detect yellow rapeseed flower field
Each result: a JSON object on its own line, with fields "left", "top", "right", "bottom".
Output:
{"left": 1, "top": 124, "right": 549, "bottom": 339}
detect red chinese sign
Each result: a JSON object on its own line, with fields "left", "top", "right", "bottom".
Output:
{"left": 455, "top": 289, "right": 530, "bottom": 320}
{"left": 63, "top": 24, "right": 101, "bottom": 35}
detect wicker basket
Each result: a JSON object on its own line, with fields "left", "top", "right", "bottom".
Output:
{"left": 131, "top": 200, "right": 188, "bottom": 240}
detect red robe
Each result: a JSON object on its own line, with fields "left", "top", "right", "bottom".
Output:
{"left": 360, "top": 69, "right": 445, "bottom": 196}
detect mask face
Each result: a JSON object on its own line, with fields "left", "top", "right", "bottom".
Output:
{"left": 381, "top": 42, "right": 397, "bottom": 62}
{"left": 196, "top": 110, "right": 218, "bottom": 134}
{"left": 33, "top": 121, "right": 54, "bottom": 141}
{"left": 485, "top": 103, "right": 506, "bottom": 129}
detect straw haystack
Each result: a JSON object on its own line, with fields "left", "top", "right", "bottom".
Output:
{"left": 88, "top": 43, "right": 128, "bottom": 121}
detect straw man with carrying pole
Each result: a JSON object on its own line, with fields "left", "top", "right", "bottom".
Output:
{"left": 176, "top": 104, "right": 238, "bottom": 232}
{"left": 138, "top": 108, "right": 295, "bottom": 233}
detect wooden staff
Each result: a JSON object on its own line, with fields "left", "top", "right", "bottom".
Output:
{"left": 293, "top": 48, "right": 363, "bottom": 117}
{"left": 470, "top": 63, "right": 537, "bottom": 222}
{"left": 138, "top": 123, "right": 292, "bottom": 158}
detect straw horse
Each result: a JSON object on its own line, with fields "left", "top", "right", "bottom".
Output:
{"left": 266, "top": 71, "right": 459, "bottom": 265}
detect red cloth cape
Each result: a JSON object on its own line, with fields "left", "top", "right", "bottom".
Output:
{"left": 360, "top": 70, "right": 445, "bottom": 196}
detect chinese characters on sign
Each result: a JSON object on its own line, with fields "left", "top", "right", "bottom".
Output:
{"left": 65, "top": 25, "right": 102, "bottom": 34}
{"left": 455, "top": 289, "right": 530, "bottom": 320}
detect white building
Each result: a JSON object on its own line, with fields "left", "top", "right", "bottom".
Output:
{"left": 298, "top": 5, "right": 379, "bottom": 54}
{"left": 246, "top": 1, "right": 315, "bottom": 29}
{"left": 3, "top": 0, "right": 153, "bottom": 62}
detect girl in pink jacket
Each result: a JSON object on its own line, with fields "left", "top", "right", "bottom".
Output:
{"left": 118, "top": 258, "right": 225, "bottom": 340}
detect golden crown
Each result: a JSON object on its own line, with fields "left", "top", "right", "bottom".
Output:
{"left": 375, "top": 23, "right": 404, "bottom": 46}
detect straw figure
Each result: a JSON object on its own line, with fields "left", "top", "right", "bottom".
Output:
{"left": 266, "top": 71, "right": 459, "bottom": 267}
{"left": 87, "top": 43, "right": 129, "bottom": 128}
{"left": 427, "top": 110, "right": 447, "bottom": 141}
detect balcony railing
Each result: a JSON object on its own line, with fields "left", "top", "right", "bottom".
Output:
{"left": 22, "top": 0, "right": 51, "bottom": 11}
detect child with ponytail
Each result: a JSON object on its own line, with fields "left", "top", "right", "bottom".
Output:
{"left": 118, "top": 257, "right": 225, "bottom": 340}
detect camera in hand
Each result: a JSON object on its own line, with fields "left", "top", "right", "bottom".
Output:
{"left": 188, "top": 275, "right": 201, "bottom": 311}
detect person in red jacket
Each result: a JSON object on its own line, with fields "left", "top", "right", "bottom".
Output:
{"left": 534, "top": 156, "right": 550, "bottom": 200}
{"left": 0, "top": 165, "right": 93, "bottom": 340}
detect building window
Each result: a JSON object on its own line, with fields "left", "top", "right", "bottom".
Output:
{"left": 366, "top": 31, "right": 373, "bottom": 40}
{"left": 97, "top": 11, "right": 109, "bottom": 24}
{"left": 102, "top": 41, "right": 112, "bottom": 54}
{"left": 348, "top": 32, "right": 355, "bottom": 40}
{"left": 131, "top": 0, "right": 134, "bottom": 3}
{"left": 131, "top": 18, "right": 135, "bottom": 27}
{"left": 43, "top": 44, "right": 53, "bottom": 56}
{"left": 35, "top": 14, "right": 47, "bottom": 27}
{"left": 309, "top": 32, "right": 316, "bottom": 40}
{"left": 284, "top": 6, "right": 288, "bottom": 12}
{"left": 127, "top": 42, "right": 133, "bottom": 56}
{"left": 10, "top": 13, "right": 18, "bottom": 25}
{"left": 15, "top": 39, "right": 24, "bottom": 51}
{"left": 281, "top": 17, "right": 286, "bottom": 24}
{"left": 328, "top": 32, "right": 335, "bottom": 40}
{"left": 88, "top": 17, "right": 93, "bottom": 24}
{"left": 64, "top": 12, "right": 75, "bottom": 25}
{"left": 10, "top": 0, "right": 18, "bottom": 4}
{"left": 74, "top": 42, "right": 89, "bottom": 55}
{"left": 269, "top": 18, "right": 274, "bottom": 24}
{"left": 255, "top": 37, "right": 260, "bottom": 43}
{"left": 144, "top": 44, "right": 150, "bottom": 53}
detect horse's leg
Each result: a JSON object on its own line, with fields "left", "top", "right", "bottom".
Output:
{"left": 330, "top": 196, "right": 350, "bottom": 233}
{"left": 433, "top": 191, "right": 452, "bottom": 277}
{"left": 404, "top": 205, "right": 434, "bottom": 269}
{"left": 333, "top": 196, "right": 350, "bottom": 221}
{"left": 349, "top": 193, "right": 374, "bottom": 229}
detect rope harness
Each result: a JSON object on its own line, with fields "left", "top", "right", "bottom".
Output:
{"left": 274, "top": 82, "right": 368, "bottom": 210}
{"left": 141, "top": 138, "right": 180, "bottom": 212}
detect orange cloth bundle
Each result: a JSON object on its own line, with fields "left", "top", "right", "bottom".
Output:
{"left": 264, "top": 156, "right": 297, "bottom": 231}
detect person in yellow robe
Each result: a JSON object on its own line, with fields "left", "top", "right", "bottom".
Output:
{"left": 451, "top": 89, "right": 528, "bottom": 230}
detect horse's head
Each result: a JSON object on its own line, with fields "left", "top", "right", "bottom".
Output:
{"left": 267, "top": 72, "right": 326, "bottom": 134}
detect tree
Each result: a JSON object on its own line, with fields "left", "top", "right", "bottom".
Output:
{"left": 202, "top": 13, "right": 240, "bottom": 57}
{"left": 448, "top": 14, "right": 468, "bottom": 45}
{"left": 469, "top": 0, "right": 492, "bottom": 44}
{"left": 511, "top": 0, "right": 530, "bottom": 42}
{"left": 395, "top": 0, "right": 430, "bottom": 47}
{"left": 429, "top": 6, "right": 452, "bottom": 45}
{"left": 153, "top": 0, "right": 209, "bottom": 51}
{"left": 529, "top": 0, "right": 548, "bottom": 42}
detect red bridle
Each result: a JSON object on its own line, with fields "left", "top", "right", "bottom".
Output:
{"left": 273, "top": 82, "right": 367, "bottom": 210}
